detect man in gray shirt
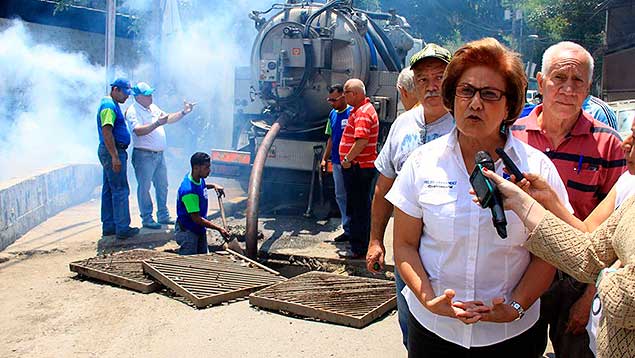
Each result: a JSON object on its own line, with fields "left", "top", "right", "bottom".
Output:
{"left": 366, "top": 43, "right": 454, "bottom": 348}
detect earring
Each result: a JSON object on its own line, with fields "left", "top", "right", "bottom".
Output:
{"left": 499, "top": 122, "right": 507, "bottom": 136}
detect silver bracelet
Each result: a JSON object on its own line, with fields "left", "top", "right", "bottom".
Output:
{"left": 523, "top": 200, "right": 536, "bottom": 223}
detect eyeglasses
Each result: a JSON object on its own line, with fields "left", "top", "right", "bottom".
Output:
{"left": 326, "top": 95, "right": 344, "bottom": 102}
{"left": 455, "top": 84, "right": 506, "bottom": 101}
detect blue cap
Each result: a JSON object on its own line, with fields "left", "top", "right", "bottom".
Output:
{"left": 132, "top": 82, "right": 155, "bottom": 96}
{"left": 110, "top": 77, "right": 132, "bottom": 95}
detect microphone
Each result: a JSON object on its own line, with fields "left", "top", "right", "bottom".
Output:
{"left": 475, "top": 151, "right": 508, "bottom": 239}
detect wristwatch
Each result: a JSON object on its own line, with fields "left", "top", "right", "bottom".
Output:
{"left": 509, "top": 300, "right": 525, "bottom": 320}
{"left": 343, "top": 155, "right": 350, "bottom": 164}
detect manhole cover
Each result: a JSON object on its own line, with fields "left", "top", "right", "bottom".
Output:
{"left": 69, "top": 249, "right": 174, "bottom": 293}
{"left": 249, "top": 271, "right": 396, "bottom": 328}
{"left": 143, "top": 252, "right": 285, "bottom": 308}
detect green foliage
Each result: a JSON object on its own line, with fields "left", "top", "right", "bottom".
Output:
{"left": 52, "top": 0, "right": 77, "bottom": 14}
{"left": 385, "top": 0, "right": 510, "bottom": 46}
{"left": 519, "top": 0, "right": 605, "bottom": 82}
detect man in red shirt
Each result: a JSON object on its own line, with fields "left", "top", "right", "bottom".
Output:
{"left": 339, "top": 78, "right": 379, "bottom": 259}
{"left": 512, "top": 41, "right": 626, "bottom": 358}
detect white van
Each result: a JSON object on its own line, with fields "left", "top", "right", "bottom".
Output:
{"left": 608, "top": 99, "right": 635, "bottom": 138}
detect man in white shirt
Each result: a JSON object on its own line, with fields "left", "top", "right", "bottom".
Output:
{"left": 125, "top": 82, "right": 194, "bottom": 229}
{"left": 367, "top": 43, "right": 455, "bottom": 348}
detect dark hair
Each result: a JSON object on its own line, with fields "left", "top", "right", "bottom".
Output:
{"left": 327, "top": 84, "right": 344, "bottom": 94}
{"left": 442, "top": 37, "right": 527, "bottom": 126}
{"left": 190, "top": 152, "right": 211, "bottom": 167}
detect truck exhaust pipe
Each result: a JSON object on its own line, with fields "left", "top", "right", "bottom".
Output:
{"left": 245, "top": 114, "right": 288, "bottom": 259}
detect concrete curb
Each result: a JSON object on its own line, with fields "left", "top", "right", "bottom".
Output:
{"left": 0, "top": 164, "right": 101, "bottom": 251}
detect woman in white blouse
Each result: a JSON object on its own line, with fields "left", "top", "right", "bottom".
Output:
{"left": 386, "top": 38, "right": 570, "bottom": 357}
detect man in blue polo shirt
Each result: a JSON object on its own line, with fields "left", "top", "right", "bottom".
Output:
{"left": 320, "top": 84, "right": 352, "bottom": 242}
{"left": 176, "top": 152, "right": 229, "bottom": 255}
{"left": 97, "top": 77, "right": 139, "bottom": 240}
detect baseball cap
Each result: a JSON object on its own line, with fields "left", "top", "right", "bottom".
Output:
{"left": 110, "top": 77, "right": 132, "bottom": 95}
{"left": 132, "top": 82, "right": 155, "bottom": 96}
{"left": 410, "top": 43, "right": 452, "bottom": 67}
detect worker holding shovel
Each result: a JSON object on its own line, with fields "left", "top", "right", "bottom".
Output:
{"left": 175, "top": 152, "right": 229, "bottom": 255}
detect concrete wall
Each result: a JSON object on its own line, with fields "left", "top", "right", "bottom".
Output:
{"left": 0, "top": 164, "right": 101, "bottom": 251}
{"left": 0, "top": 17, "right": 139, "bottom": 69}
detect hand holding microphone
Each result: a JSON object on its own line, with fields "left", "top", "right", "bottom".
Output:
{"left": 469, "top": 151, "right": 507, "bottom": 239}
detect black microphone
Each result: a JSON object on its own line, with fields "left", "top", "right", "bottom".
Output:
{"left": 475, "top": 151, "right": 508, "bottom": 239}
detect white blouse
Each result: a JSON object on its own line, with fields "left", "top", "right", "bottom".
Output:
{"left": 614, "top": 171, "right": 635, "bottom": 209}
{"left": 386, "top": 128, "right": 571, "bottom": 348}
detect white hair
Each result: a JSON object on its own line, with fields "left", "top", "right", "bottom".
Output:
{"left": 541, "top": 41, "right": 594, "bottom": 81}
{"left": 396, "top": 66, "right": 415, "bottom": 92}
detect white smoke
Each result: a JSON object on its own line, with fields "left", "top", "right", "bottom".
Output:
{"left": 0, "top": 0, "right": 273, "bottom": 182}
{"left": 0, "top": 21, "right": 104, "bottom": 182}
{"left": 131, "top": 0, "right": 272, "bottom": 151}
{"left": 144, "top": 0, "right": 255, "bottom": 152}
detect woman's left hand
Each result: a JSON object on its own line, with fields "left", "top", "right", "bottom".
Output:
{"left": 469, "top": 297, "right": 520, "bottom": 323}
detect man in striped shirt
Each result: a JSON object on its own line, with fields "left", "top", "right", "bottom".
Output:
{"left": 582, "top": 95, "right": 618, "bottom": 130}
{"left": 338, "top": 78, "right": 378, "bottom": 259}
{"left": 512, "top": 41, "right": 626, "bottom": 358}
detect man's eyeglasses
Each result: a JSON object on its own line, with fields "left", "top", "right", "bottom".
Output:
{"left": 326, "top": 95, "right": 344, "bottom": 102}
{"left": 455, "top": 84, "right": 506, "bottom": 101}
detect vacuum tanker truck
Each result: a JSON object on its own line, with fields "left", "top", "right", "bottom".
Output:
{"left": 210, "top": 0, "right": 421, "bottom": 258}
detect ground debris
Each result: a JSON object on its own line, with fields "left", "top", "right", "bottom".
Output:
{"left": 10, "top": 248, "right": 66, "bottom": 258}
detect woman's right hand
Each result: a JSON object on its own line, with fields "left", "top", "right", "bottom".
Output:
{"left": 423, "top": 289, "right": 484, "bottom": 324}
{"left": 513, "top": 172, "right": 557, "bottom": 208}
{"left": 479, "top": 167, "right": 530, "bottom": 212}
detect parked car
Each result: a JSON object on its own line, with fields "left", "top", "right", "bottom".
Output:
{"left": 608, "top": 99, "right": 635, "bottom": 138}
{"left": 526, "top": 90, "right": 541, "bottom": 104}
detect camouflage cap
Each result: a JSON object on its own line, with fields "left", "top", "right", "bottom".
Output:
{"left": 409, "top": 43, "right": 452, "bottom": 67}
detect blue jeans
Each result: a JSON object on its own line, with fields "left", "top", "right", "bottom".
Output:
{"left": 395, "top": 266, "right": 409, "bottom": 348}
{"left": 332, "top": 163, "right": 350, "bottom": 235}
{"left": 175, "top": 225, "right": 208, "bottom": 255}
{"left": 98, "top": 144, "right": 131, "bottom": 234}
{"left": 131, "top": 148, "right": 169, "bottom": 224}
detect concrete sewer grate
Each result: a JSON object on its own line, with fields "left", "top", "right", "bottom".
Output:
{"left": 69, "top": 249, "right": 176, "bottom": 293}
{"left": 249, "top": 271, "right": 397, "bottom": 328}
{"left": 142, "top": 251, "right": 286, "bottom": 308}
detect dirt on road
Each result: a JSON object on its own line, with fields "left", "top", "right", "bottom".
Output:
{"left": 0, "top": 199, "right": 405, "bottom": 358}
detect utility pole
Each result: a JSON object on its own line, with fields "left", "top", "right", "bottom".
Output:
{"left": 105, "top": 0, "right": 116, "bottom": 85}
{"left": 517, "top": 9, "right": 523, "bottom": 58}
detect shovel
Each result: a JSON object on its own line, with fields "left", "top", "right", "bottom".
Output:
{"left": 217, "top": 191, "right": 228, "bottom": 232}
{"left": 217, "top": 192, "right": 244, "bottom": 254}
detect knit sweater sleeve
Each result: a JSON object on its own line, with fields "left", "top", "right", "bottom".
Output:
{"left": 523, "top": 197, "right": 633, "bottom": 283}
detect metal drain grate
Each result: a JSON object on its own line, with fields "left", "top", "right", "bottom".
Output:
{"left": 69, "top": 249, "right": 175, "bottom": 293}
{"left": 249, "top": 271, "right": 396, "bottom": 328}
{"left": 142, "top": 251, "right": 285, "bottom": 308}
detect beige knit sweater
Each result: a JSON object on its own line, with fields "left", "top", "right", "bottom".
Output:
{"left": 525, "top": 195, "right": 635, "bottom": 358}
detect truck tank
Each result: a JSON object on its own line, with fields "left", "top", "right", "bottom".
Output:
{"left": 211, "top": 0, "right": 419, "bottom": 258}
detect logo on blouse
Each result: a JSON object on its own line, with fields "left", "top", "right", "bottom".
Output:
{"left": 423, "top": 179, "right": 457, "bottom": 189}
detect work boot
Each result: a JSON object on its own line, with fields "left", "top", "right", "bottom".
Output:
{"left": 337, "top": 249, "right": 364, "bottom": 260}
{"left": 116, "top": 227, "right": 140, "bottom": 240}
{"left": 158, "top": 217, "right": 175, "bottom": 225}
{"left": 333, "top": 233, "right": 351, "bottom": 242}
{"left": 142, "top": 221, "right": 162, "bottom": 230}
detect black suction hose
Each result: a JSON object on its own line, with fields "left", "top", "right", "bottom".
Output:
{"left": 367, "top": 16, "right": 403, "bottom": 71}
{"left": 366, "top": 23, "right": 399, "bottom": 72}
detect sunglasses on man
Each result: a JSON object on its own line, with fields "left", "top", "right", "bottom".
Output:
{"left": 326, "top": 95, "right": 344, "bottom": 102}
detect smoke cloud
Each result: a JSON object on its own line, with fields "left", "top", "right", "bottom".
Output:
{"left": 0, "top": 0, "right": 273, "bottom": 182}
{"left": 0, "top": 21, "right": 104, "bottom": 182}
